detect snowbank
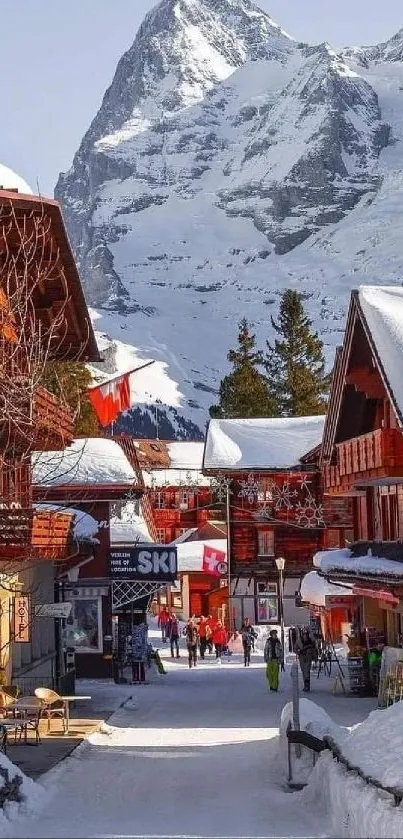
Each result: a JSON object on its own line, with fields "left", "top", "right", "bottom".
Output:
{"left": 299, "top": 700, "right": 403, "bottom": 837}
{"left": 203, "top": 416, "right": 325, "bottom": 471}
{"left": 0, "top": 751, "right": 46, "bottom": 836}
{"left": 279, "top": 698, "right": 346, "bottom": 787}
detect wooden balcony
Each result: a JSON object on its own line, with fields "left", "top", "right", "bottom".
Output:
{"left": 324, "top": 428, "right": 403, "bottom": 493}
{"left": 0, "top": 508, "right": 73, "bottom": 560}
{"left": 33, "top": 387, "right": 75, "bottom": 451}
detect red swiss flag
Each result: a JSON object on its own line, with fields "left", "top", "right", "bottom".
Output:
{"left": 88, "top": 373, "right": 131, "bottom": 427}
{"left": 202, "top": 545, "right": 227, "bottom": 577}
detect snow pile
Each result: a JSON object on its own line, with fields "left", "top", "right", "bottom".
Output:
{"left": 301, "top": 700, "right": 403, "bottom": 837}
{"left": 279, "top": 698, "right": 346, "bottom": 787}
{"left": 0, "top": 751, "right": 47, "bottom": 835}
{"left": 204, "top": 416, "right": 325, "bottom": 471}
{"left": 110, "top": 515, "right": 152, "bottom": 544}
{"left": 314, "top": 547, "right": 403, "bottom": 580}
{"left": 0, "top": 164, "right": 32, "bottom": 195}
{"left": 33, "top": 438, "right": 137, "bottom": 487}
{"left": 167, "top": 442, "right": 205, "bottom": 470}
{"left": 358, "top": 285, "right": 403, "bottom": 419}
{"left": 300, "top": 570, "right": 353, "bottom": 608}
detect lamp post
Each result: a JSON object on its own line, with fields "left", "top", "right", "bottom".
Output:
{"left": 275, "top": 557, "right": 286, "bottom": 655}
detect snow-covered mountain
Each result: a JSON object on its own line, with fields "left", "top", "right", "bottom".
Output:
{"left": 55, "top": 0, "right": 403, "bottom": 436}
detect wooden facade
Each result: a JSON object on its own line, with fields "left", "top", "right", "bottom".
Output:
{"left": 319, "top": 288, "right": 403, "bottom": 648}
{"left": 0, "top": 189, "right": 99, "bottom": 685}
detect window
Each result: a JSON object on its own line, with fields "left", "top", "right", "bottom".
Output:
{"left": 65, "top": 598, "right": 103, "bottom": 654}
{"left": 155, "top": 492, "right": 165, "bottom": 509}
{"left": 179, "top": 490, "right": 190, "bottom": 510}
{"left": 156, "top": 529, "right": 166, "bottom": 543}
{"left": 176, "top": 528, "right": 189, "bottom": 539}
{"left": 257, "top": 480, "right": 273, "bottom": 504}
{"left": 257, "top": 530, "right": 275, "bottom": 556}
{"left": 256, "top": 582, "right": 278, "bottom": 623}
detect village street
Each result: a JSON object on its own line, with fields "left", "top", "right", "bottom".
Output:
{"left": 8, "top": 631, "right": 375, "bottom": 839}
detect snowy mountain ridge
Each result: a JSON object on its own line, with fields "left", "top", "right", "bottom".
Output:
{"left": 55, "top": 1, "right": 403, "bottom": 436}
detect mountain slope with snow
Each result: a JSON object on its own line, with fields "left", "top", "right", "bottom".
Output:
{"left": 55, "top": 1, "right": 403, "bottom": 435}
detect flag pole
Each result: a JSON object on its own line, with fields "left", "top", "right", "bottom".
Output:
{"left": 88, "top": 359, "right": 156, "bottom": 391}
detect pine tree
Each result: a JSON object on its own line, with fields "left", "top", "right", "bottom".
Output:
{"left": 42, "top": 362, "right": 100, "bottom": 436}
{"left": 210, "top": 318, "right": 275, "bottom": 418}
{"left": 265, "top": 290, "right": 329, "bottom": 417}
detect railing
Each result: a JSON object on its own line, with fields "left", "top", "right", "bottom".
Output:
{"left": 323, "top": 735, "right": 403, "bottom": 807}
{"left": 33, "top": 387, "right": 75, "bottom": 450}
{"left": 337, "top": 428, "right": 403, "bottom": 478}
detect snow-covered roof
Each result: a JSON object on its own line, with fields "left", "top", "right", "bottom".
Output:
{"left": 167, "top": 442, "right": 204, "bottom": 469}
{"left": 33, "top": 438, "right": 137, "bottom": 487}
{"left": 300, "top": 570, "right": 353, "bottom": 608}
{"left": 35, "top": 504, "right": 100, "bottom": 543}
{"left": 314, "top": 548, "right": 403, "bottom": 580}
{"left": 358, "top": 285, "right": 403, "bottom": 421}
{"left": 176, "top": 539, "right": 227, "bottom": 572}
{"left": 0, "top": 163, "right": 32, "bottom": 195}
{"left": 203, "top": 416, "right": 326, "bottom": 471}
{"left": 110, "top": 515, "right": 152, "bottom": 544}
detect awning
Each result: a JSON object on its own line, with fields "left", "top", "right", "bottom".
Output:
{"left": 301, "top": 570, "right": 354, "bottom": 609}
{"left": 352, "top": 586, "right": 399, "bottom": 606}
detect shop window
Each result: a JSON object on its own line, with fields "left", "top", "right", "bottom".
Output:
{"left": 257, "top": 530, "right": 275, "bottom": 556}
{"left": 256, "top": 582, "right": 278, "bottom": 623}
{"left": 66, "top": 598, "right": 103, "bottom": 654}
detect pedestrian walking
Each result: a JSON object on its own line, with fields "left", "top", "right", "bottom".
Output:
{"left": 212, "top": 621, "right": 227, "bottom": 662}
{"left": 127, "top": 615, "right": 149, "bottom": 684}
{"left": 264, "top": 629, "right": 283, "bottom": 691}
{"left": 158, "top": 606, "right": 169, "bottom": 643}
{"left": 240, "top": 618, "right": 257, "bottom": 667}
{"left": 167, "top": 612, "right": 180, "bottom": 658}
{"left": 206, "top": 614, "right": 216, "bottom": 654}
{"left": 295, "top": 625, "right": 318, "bottom": 692}
{"left": 184, "top": 619, "right": 198, "bottom": 668}
{"left": 198, "top": 615, "right": 208, "bottom": 659}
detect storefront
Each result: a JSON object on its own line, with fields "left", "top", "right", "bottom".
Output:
{"left": 300, "top": 570, "right": 356, "bottom": 643}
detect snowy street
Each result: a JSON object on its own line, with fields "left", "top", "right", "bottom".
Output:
{"left": 8, "top": 642, "right": 375, "bottom": 839}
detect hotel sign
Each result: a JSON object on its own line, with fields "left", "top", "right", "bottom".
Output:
{"left": 14, "top": 595, "right": 30, "bottom": 643}
{"left": 109, "top": 545, "right": 177, "bottom": 582}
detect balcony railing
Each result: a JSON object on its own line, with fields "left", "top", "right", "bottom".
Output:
{"left": 0, "top": 508, "right": 73, "bottom": 560}
{"left": 324, "top": 428, "right": 403, "bottom": 492}
{"left": 33, "top": 387, "right": 75, "bottom": 450}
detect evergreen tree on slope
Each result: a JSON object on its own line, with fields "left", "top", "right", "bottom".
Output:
{"left": 210, "top": 318, "right": 275, "bottom": 418}
{"left": 265, "top": 290, "right": 329, "bottom": 417}
{"left": 42, "top": 362, "right": 100, "bottom": 436}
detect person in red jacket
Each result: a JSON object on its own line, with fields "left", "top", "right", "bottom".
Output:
{"left": 212, "top": 621, "right": 227, "bottom": 662}
{"left": 157, "top": 606, "right": 169, "bottom": 643}
{"left": 205, "top": 614, "right": 216, "bottom": 655}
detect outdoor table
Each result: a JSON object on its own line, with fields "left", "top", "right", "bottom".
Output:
{"left": 59, "top": 696, "right": 92, "bottom": 734}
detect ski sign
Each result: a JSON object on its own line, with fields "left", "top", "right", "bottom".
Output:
{"left": 109, "top": 545, "right": 178, "bottom": 582}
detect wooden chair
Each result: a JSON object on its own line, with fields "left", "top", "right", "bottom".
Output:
{"left": 34, "top": 688, "right": 67, "bottom": 733}
{"left": 0, "top": 691, "right": 17, "bottom": 718}
{"left": 14, "top": 696, "right": 43, "bottom": 744}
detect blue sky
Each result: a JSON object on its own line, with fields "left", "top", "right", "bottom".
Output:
{"left": 2, "top": 0, "right": 402, "bottom": 194}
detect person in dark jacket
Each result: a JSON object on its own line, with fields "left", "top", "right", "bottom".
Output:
{"left": 184, "top": 619, "right": 198, "bottom": 668}
{"left": 126, "top": 615, "right": 149, "bottom": 684}
{"left": 295, "top": 626, "right": 317, "bottom": 692}
{"left": 264, "top": 629, "right": 283, "bottom": 691}
{"left": 241, "top": 618, "right": 258, "bottom": 667}
{"left": 167, "top": 612, "right": 180, "bottom": 658}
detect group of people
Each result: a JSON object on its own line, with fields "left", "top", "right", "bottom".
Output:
{"left": 158, "top": 606, "right": 318, "bottom": 688}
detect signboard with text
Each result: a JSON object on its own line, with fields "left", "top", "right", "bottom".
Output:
{"left": 35, "top": 602, "right": 72, "bottom": 619}
{"left": 109, "top": 545, "right": 177, "bottom": 582}
{"left": 14, "top": 595, "right": 30, "bottom": 643}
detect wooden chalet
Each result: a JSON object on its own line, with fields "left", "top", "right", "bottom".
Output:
{"left": 0, "top": 185, "right": 100, "bottom": 687}
{"left": 316, "top": 286, "right": 403, "bottom": 655}
{"left": 33, "top": 437, "right": 145, "bottom": 679}
{"left": 135, "top": 439, "right": 224, "bottom": 618}
{"left": 203, "top": 417, "right": 352, "bottom": 630}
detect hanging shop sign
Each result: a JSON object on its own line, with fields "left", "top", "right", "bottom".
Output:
{"left": 109, "top": 544, "right": 178, "bottom": 582}
{"left": 35, "top": 602, "right": 72, "bottom": 619}
{"left": 14, "top": 595, "right": 30, "bottom": 643}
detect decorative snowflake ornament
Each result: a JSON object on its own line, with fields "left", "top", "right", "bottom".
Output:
{"left": 211, "top": 473, "right": 232, "bottom": 503}
{"left": 271, "top": 481, "right": 298, "bottom": 511}
{"left": 295, "top": 496, "right": 325, "bottom": 528}
{"left": 238, "top": 473, "right": 261, "bottom": 504}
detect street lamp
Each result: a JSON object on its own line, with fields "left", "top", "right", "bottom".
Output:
{"left": 275, "top": 557, "right": 286, "bottom": 655}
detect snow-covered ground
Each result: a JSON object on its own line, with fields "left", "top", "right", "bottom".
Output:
{"left": 5, "top": 627, "right": 374, "bottom": 839}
